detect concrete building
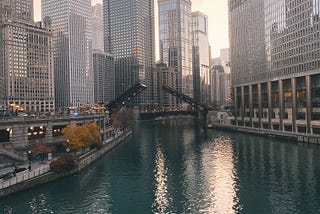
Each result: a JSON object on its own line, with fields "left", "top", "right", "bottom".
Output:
{"left": 229, "top": 0, "right": 320, "bottom": 134}
{"left": 92, "top": 4, "right": 114, "bottom": 105}
{"left": 0, "top": 0, "right": 34, "bottom": 20}
{"left": 156, "top": 63, "right": 177, "bottom": 110}
{"left": 158, "top": 0, "right": 193, "bottom": 102}
{"left": 0, "top": 0, "right": 54, "bottom": 113}
{"left": 42, "top": 0, "right": 94, "bottom": 110}
{"left": 192, "top": 11, "right": 210, "bottom": 104}
{"left": 92, "top": 3, "right": 104, "bottom": 52}
{"left": 93, "top": 52, "right": 115, "bottom": 105}
{"left": 103, "top": 0, "right": 156, "bottom": 108}
{"left": 211, "top": 65, "right": 231, "bottom": 107}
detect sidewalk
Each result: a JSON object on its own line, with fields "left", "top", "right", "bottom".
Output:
{"left": 0, "top": 161, "right": 51, "bottom": 190}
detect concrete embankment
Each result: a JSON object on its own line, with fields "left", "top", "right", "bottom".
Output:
{"left": 210, "top": 123, "right": 320, "bottom": 144}
{"left": 0, "top": 130, "right": 132, "bottom": 198}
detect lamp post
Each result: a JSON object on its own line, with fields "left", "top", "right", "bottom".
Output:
{"left": 27, "top": 150, "right": 32, "bottom": 170}
{"left": 66, "top": 139, "right": 70, "bottom": 153}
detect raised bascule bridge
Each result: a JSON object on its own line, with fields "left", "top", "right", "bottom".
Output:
{"left": 106, "top": 83, "right": 215, "bottom": 123}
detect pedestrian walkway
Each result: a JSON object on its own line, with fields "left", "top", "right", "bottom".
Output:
{"left": 0, "top": 161, "right": 50, "bottom": 190}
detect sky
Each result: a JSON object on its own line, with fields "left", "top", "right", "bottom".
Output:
{"left": 34, "top": 0, "right": 229, "bottom": 58}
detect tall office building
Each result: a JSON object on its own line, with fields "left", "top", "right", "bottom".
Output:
{"left": 0, "top": 0, "right": 34, "bottom": 20}
{"left": 156, "top": 63, "right": 177, "bottom": 109}
{"left": 229, "top": 0, "right": 320, "bottom": 134}
{"left": 211, "top": 65, "right": 231, "bottom": 106}
{"left": 92, "top": 3, "right": 114, "bottom": 105}
{"left": 103, "top": 0, "right": 156, "bottom": 108}
{"left": 42, "top": 0, "right": 94, "bottom": 110}
{"left": 92, "top": 3, "right": 104, "bottom": 51}
{"left": 0, "top": 0, "right": 55, "bottom": 113}
{"left": 93, "top": 51, "right": 114, "bottom": 104}
{"left": 192, "top": 11, "right": 210, "bottom": 104}
{"left": 158, "top": 0, "right": 193, "bottom": 101}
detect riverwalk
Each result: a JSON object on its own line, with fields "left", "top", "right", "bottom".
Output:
{"left": 210, "top": 123, "right": 320, "bottom": 144}
{"left": 0, "top": 129, "right": 132, "bottom": 198}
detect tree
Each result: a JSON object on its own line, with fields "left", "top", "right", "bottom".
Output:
{"left": 111, "top": 108, "right": 134, "bottom": 129}
{"left": 82, "top": 123, "right": 101, "bottom": 148}
{"left": 28, "top": 143, "right": 53, "bottom": 161}
{"left": 61, "top": 124, "right": 85, "bottom": 152}
{"left": 61, "top": 123, "right": 102, "bottom": 153}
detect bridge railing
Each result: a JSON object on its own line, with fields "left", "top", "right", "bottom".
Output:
{"left": 0, "top": 165, "right": 50, "bottom": 190}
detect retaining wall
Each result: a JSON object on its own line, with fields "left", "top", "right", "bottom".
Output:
{"left": 0, "top": 131, "right": 132, "bottom": 198}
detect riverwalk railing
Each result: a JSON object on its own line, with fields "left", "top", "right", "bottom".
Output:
{"left": 0, "top": 165, "right": 50, "bottom": 190}
{"left": 211, "top": 123, "right": 320, "bottom": 143}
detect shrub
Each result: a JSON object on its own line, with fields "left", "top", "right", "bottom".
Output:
{"left": 50, "top": 154, "right": 78, "bottom": 173}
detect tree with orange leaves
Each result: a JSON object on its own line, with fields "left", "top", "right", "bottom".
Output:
{"left": 62, "top": 122, "right": 102, "bottom": 153}
{"left": 61, "top": 124, "right": 85, "bottom": 152}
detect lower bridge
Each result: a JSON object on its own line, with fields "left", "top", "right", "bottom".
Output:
{"left": 139, "top": 110, "right": 196, "bottom": 120}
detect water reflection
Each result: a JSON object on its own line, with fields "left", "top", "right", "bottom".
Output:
{"left": 2, "top": 118, "right": 320, "bottom": 213}
{"left": 152, "top": 144, "right": 170, "bottom": 213}
{"left": 202, "top": 136, "right": 239, "bottom": 214}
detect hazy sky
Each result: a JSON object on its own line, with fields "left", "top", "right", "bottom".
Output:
{"left": 34, "top": 0, "right": 229, "bottom": 58}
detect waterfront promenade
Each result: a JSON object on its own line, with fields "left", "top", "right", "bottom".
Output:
{"left": 0, "top": 129, "right": 131, "bottom": 198}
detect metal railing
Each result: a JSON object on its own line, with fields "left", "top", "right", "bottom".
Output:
{"left": 0, "top": 165, "right": 50, "bottom": 190}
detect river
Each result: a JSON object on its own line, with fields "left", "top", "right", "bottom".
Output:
{"left": 1, "top": 117, "right": 320, "bottom": 213}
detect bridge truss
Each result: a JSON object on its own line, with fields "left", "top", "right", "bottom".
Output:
{"left": 106, "top": 83, "right": 147, "bottom": 115}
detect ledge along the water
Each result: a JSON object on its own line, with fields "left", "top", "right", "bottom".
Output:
{"left": 0, "top": 130, "right": 132, "bottom": 198}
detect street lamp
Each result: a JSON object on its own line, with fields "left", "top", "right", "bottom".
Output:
{"left": 27, "top": 150, "right": 32, "bottom": 170}
{"left": 66, "top": 139, "right": 70, "bottom": 153}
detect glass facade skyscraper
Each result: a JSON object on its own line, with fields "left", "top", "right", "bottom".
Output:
{"left": 158, "top": 0, "right": 193, "bottom": 100}
{"left": 42, "top": 0, "right": 94, "bottom": 110}
{"left": 192, "top": 11, "right": 210, "bottom": 104}
{"left": 103, "top": 0, "right": 156, "bottom": 108}
{"left": 229, "top": 0, "right": 320, "bottom": 134}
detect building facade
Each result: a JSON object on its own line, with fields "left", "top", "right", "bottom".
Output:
{"left": 192, "top": 11, "right": 210, "bottom": 104}
{"left": 93, "top": 51, "right": 115, "bottom": 105}
{"left": 103, "top": 0, "right": 156, "bottom": 108}
{"left": 92, "top": 4, "right": 114, "bottom": 105}
{"left": 229, "top": 0, "right": 320, "bottom": 134}
{"left": 211, "top": 65, "right": 231, "bottom": 107}
{"left": 42, "top": 0, "right": 94, "bottom": 110}
{"left": 158, "top": 0, "right": 193, "bottom": 102}
{"left": 156, "top": 63, "right": 177, "bottom": 110}
{"left": 0, "top": 0, "right": 55, "bottom": 113}
{"left": 92, "top": 3, "right": 104, "bottom": 51}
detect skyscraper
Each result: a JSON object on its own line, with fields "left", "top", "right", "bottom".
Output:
{"left": 92, "top": 3, "right": 104, "bottom": 51}
{"left": 42, "top": 0, "right": 94, "bottom": 110}
{"left": 158, "top": 0, "right": 193, "bottom": 101}
{"left": 0, "top": 0, "right": 54, "bottom": 113}
{"left": 0, "top": 0, "right": 34, "bottom": 20}
{"left": 92, "top": 3, "right": 114, "bottom": 105}
{"left": 229, "top": 0, "right": 320, "bottom": 134}
{"left": 103, "top": 0, "right": 156, "bottom": 108}
{"left": 192, "top": 11, "right": 210, "bottom": 104}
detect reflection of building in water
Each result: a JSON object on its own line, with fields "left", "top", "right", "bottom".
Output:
{"left": 203, "top": 136, "right": 237, "bottom": 213}
{"left": 233, "top": 134, "right": 318, "bottom": 213}
{"left": 152, "top": 145, "right": 169, "bottom": 213}
{"left": 181, "top": 132, "right": 238, "bottom": 213}
{"left": 229, "top": 0, "right": 320, "bottom": 134}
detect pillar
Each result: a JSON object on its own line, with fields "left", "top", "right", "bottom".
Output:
{"left": 279, "top": 79, "right": 284, "bottom": 131}
{"left": 258, "top": 83, "right": 262, "bottom": 128}
{"left": 291, "top": 77, "right": 297, "bottom": 132}
{"left": 306, "top": 75, "right": 312, "bottom": 133}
